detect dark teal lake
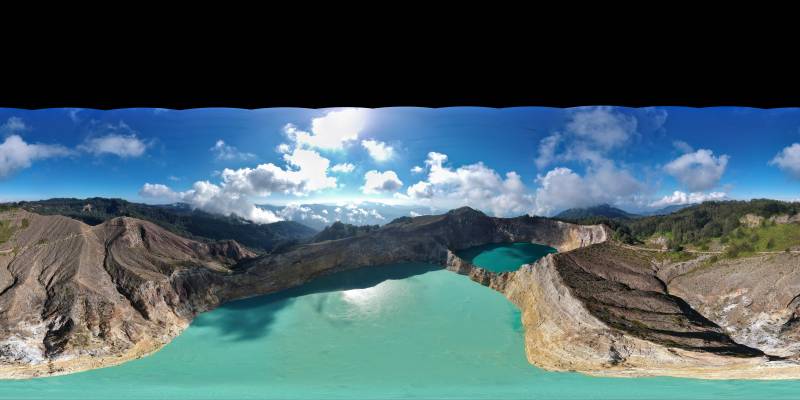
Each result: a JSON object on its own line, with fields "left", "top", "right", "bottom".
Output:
{"left": 456, "top": 242, "right": 557, "bottom": 272}
{"left": 1, "top": 247, "right": 800, "bottom": 399}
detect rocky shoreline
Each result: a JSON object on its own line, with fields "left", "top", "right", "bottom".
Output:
{"left": 3, "top": 207, "right": 800, "bottom": 379}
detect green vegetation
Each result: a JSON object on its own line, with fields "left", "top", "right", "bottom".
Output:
{"left": 562, "top": 199, "right": 800, "bottom": 259}
{"left": 723, "top": 223, "right": 800, "bottom": 255}
{"left": 555, "top": 204, "right": 639, "bottom": 220}
{"left": 0, "top": 220, "right": 18, "bottom": 244}
{"left": 5, "top": 197, "right": 317, "bottom": 252}
{"left": 21, "top": 218, "right": 29, "bottom": 229}
{"left": 651, "top": 250, "right": 697, "bottom": 263}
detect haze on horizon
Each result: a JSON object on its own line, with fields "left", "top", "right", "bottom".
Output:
{"left": 2, "top": 106, "right": 800, "bottom": 224}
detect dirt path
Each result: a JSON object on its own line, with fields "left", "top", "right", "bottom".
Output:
{"left": 619, "top": 243, "right": 800, "bottom": 255}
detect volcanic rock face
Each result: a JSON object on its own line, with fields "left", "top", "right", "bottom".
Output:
{"left": 4, "top": 205, "right": 800, "bottom": 379}
{"left": 0, "top": 210, "right": 252, "bottom": 378}
{"left": 208, "top": 208, "right": 611, "bottom": 303}
{"left": 668, "top": 253, "right": 800, "bottom": 358}
{"left": 448, "top": 242, "right": 800, "bottom": 378}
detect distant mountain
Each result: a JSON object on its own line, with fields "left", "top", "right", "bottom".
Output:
{"left": 258, "top": 202, "right": 439, "bottom": 231}
{"left": 12, "top": 198, "right": 316, "bottom": 253}
{"left": 311, "top": 221, "right": 380, "bottom": 242}
{"left": 555, "top": 204, "right": 640, "bottom": 220}
{"left": 641, "top": 204, "right": 693, "bottom": 216}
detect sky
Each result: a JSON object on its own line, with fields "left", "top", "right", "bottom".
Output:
{"left": 1, "top": 106, "right": 800, "bottom": 223}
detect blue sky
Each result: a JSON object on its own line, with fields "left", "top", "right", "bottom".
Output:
{"left": 1, "top": 106, "right": 799, "bottom": 221}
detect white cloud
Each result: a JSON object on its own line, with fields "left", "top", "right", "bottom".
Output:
{"left": 0, "top": 135, "right": 73, "bottom": 178}
{"left": 565, "top": 106, "right": 637, "bottom": 150}
{"left": 80, "top": 134, "right": 147, "bottom": 158}
{"left": 410, "top": 165, "right": 424, "bottom": 174}
{"left": 278, "top": 203, "right": 331, "bottom": 225}
{"left": 139, "top": 183, "right": 179, "bottom": 201}
{"left": 177, "top": 180, "right": 284, "bottom": 223}
{"left": 331, "top": 163, "right": 355, "bottom": 173}
{"left": 641, "top": 107, "right": 669, "bottom": 132}
{"left": 0, "top": 117, "right": 28, "bottom": 134}
{"left": 139, "top": 147, "right": 338, "bottom": 224}
{"left": 410, "top": 211, "right": 422, "bottom": 217}
{"left": 275, "top": 143, "right": 291, "bottom": 154}
{"left": 650, "top": 191, "right": 727, "bottom": 208}
{"left": 68, "top": 109, "right": 82, "bottom": 123}
{"left": 770, "top": 143, "right": 800, "bottom": 179}
{"left": 402, "top": 152, "right": 534, "bottom": 217}
{"left": 361, "top": 139, "right": 394, "bottom": 161}
{"left": 362, "top": 170, "right": 403, "bottom": 194}
{"left": 672, "top": 140, "right": 694, "bottom": 154}
{"left": 285, "top": 108, "right": 368, "bottom": 150}
{"left": 534, "top": 107, "right": 649, "bottom": 170}
{"left": 78, "top": 121, "right": 149, "bottom": 158}
{"left": 281, "top": 148, "right": 338, "bottom": 192}
{"left": 664, "top": 149, "right": 729, "bottom": 192}
{"left": 406, "top": 180, "right": 434, "bottom": 198}
{"left": 533, "top": 163, "right": 645, "bottom": 216}
{"left": 210, "top": 139, "right": 256, "bottom": 161}
{"left": 535, "top": 133, "right": 560, "bottom": 169}
{"left": 168, "top": 175, "right": 180, "bottom": 181}
{"left": 425, "top": 151, "right": 448, "bottom": 167}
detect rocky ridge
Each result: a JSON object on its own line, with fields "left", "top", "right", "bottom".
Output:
{"left": 3, "top": 206, "right": 800, "bottom": 379}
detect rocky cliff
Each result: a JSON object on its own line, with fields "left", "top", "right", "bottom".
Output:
{"left": 449, "top": 241, "right": 800, "bottom": 378}
{"left": 0, "top": 210, "right": 252, "bottom": 378}
{"left": 4, "top": 206, "right": 800, "bottom": 379}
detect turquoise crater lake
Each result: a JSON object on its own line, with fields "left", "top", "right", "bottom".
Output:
{"left": 456, "top": 242, "right": 557, "bottom": 272}
{"left": 2, "top": 258, "right": 800, "bottom": 398}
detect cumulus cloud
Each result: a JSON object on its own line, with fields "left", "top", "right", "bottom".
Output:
{"left": 78, "top": 121, "right": 149, "bottom": 158}
{"left": 534, "top": 133, "right": 560, "bottom": 169}
{"left": 281, "top": 148, "right": 338, "bottom": 192}
{"left": 770, "top": 143, "right": 800, "bottom": 179}
{"left": 68, "top": 109, "right": 82, "bottom": 123}
{"left": 79, "top": 134, "right": 147, "bottom": 158}
{"left": 535, "top": 107, "right": 649, "bottom": 170}
{"left": 277, "top": 203, "right": 331, "bottom": 225}
{"left": 410, "top": 165, "right": 424, "bottom": 174}
{"left": 402, "top": 152, "right": 534, "bottom": 217}
{"left": 177, "top": 180, "right": 284, "bottom": 223}
{"left": 284, "top": 108, "right": 368, "bottom": 150}
{"left": 0, "top": 117, "right": 28, "bottom": 134}
{"left": 139, "top": 183, "right": 179, "bottom": 201}
{"left": 139, "top": 147, "right": 338, "bottom": 223}
{"left": 0, "top": 135, "right": 73, "bottom": 178}
{"left": 362, "top": 170, "right": 403, "bottom": 194}
{"left": 672, "top": 140, "right": 694, "bottom": 154}
{"left": 640, "top": 107, "right": 669, "bottom": 132}
{"left": 650, "top": 191, "right": 727, "bottom": 208}
{"left": 331, "top": 163, "right": 355, "bottom": 173}
{"left": 565, "top": 106, "right": 638, "bottom": 150}
{"left": 533, "top": 163, "right": 644, "bottom": 216}
{"left": 664, "top": 149, "right": 729, "bottom": 192}
{"left": 361, "top": 139, "right": 394, "bottom": 161}
{"left": 210, "top": 139, "right": 256, "bottom": 161}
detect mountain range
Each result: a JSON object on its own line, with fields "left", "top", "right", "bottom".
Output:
{"left": 258, "top": 202, "right": 438, "bottom": 231}
{"left": 10, "top": 198, "right": 316, "bottom": 253}
{"left": 4, "top": 203, "right": 800, "bottom": 379}
{"left": 555, "top": 203, "right": 693, "bottom": 220}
